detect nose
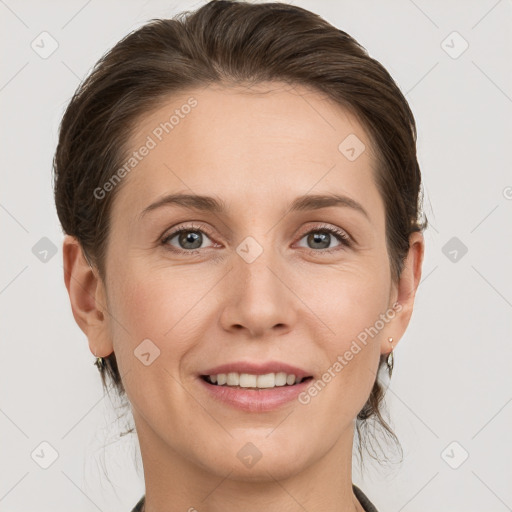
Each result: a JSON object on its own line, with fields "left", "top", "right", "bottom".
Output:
{"left": 218, "top": 243, "right": 298, "bottom": 338}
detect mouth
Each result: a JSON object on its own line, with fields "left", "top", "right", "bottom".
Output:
{"left": 198, "top": 372, "right": 314, "bottom": 412}
{"left": 200, "top": 373, "right": 314, "bottom": 390}
{"left": 197, "top": 362, "right": 315, "bottom": 411}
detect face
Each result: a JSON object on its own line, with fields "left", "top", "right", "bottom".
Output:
{"left": 85, "top": 82, "right": 420, "bottom": 482}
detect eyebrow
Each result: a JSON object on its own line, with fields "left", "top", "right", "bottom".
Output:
{"left": 138, "top": 192, "right": 370, "bottom": 221}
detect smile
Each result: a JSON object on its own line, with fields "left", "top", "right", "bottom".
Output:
{"left": 201, "top": 372, "right": 311, "bottom": 389}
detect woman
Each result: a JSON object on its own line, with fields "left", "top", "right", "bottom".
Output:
{"left": 53, "top": 1, "right": 426, "bottom": 510}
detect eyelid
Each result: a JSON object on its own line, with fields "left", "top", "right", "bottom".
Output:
{"left": 160, "top": 222, "right": 218, "bottom": 246}
{"left": 160, "top": 221, "right": 353, "bottom": 254}
{"left": 296, "top": 223, "right": 353, "bottom": 250}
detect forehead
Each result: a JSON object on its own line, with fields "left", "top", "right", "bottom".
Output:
{"left": 110, "top": 82, "right": 383, "bottom": 224}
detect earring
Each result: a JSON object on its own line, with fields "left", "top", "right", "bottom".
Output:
{"left": 386, "top": 337, "right": 394, "bottom": 377}
{"left": 93, "top": 351, "right": 105, "bottom": 370}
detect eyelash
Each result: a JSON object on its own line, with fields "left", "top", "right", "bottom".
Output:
{"left": 160, "top": 222, "right": 352, "bottom": 256}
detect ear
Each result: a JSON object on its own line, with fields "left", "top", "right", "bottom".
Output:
{"left": 62, "top": 235, "right": 113, "bottom": 358}
{"left": 381, "top": 231, "right": 425, "bottom": 355}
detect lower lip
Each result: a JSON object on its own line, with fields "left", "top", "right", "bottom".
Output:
{"left": 198, "top": 376, "right": 313, "bottom": 412}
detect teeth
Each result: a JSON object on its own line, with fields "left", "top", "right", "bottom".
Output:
{"left": 275, "top": 372, "right": 287, "bottom": 386}
{"left": 227, "top": 372, "right": 239, "bottom": 386}
{"left": 206, "top": 372, "right": 305, "bottom": 388}
{"left": 240, "top": 373, "right": 257, "bottom": 387}
{"left": 256, "top": 373, "right": 275, "bottom": 388}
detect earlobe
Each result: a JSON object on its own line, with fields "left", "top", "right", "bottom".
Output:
{"left": 62, "top": 235, "right": 113, "bottom": 357}
{"left": 381, "top": 231, "right": 425, "bottom": 354}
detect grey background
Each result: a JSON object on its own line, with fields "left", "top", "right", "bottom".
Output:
{"left": 1, "top": 0, "right": 511, "bottom": 511}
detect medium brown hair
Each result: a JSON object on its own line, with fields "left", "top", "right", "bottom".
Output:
{"left": 53, "top": 0, "right": 427, "bottom": 466}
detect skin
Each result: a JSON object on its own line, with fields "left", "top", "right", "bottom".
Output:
{"left": 63, "top": 82, "right": 424, "bottom": 512}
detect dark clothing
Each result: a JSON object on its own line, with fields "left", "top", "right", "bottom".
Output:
{"left": 131, "top": 495, "right": 144, "bottom": 512}
{"left": 353, "top": 484, "right": 379, "bottom": 512}
{"left": 131, "top": 484, "right": 378, "bottom": 511}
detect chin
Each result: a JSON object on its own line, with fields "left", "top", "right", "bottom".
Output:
{"left": 221, "top": 455, "right": 308, "bottom": 483}
{"left": 198, "top": 435, "right": 311, "bottom": 482}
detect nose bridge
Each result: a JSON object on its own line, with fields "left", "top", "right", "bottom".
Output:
{"left": 235, "top": 232, "right": 283, "bottom": 297}
{"left": 219, "top": 229, "right": 296, "bottom": 335}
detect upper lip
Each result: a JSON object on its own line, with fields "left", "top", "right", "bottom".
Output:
{"left": 199, "top": 361, "right": 312, "bottom": 381}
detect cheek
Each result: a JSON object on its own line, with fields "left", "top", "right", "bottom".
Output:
{"left": 302, "top": 256, "right": 390, "bottom": 336}
{"left": 108, "top": 264, "right": 211, "bottom": 362}
{"left": 299, "top": 261, "right": 389, "bottom": 400}
{"left": 105, "top": 267, "right": 202, "bottom": 412}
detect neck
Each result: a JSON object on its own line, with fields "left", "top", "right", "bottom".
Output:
{"left": 134, "top": 413, "right": 363, "bottom": 512}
